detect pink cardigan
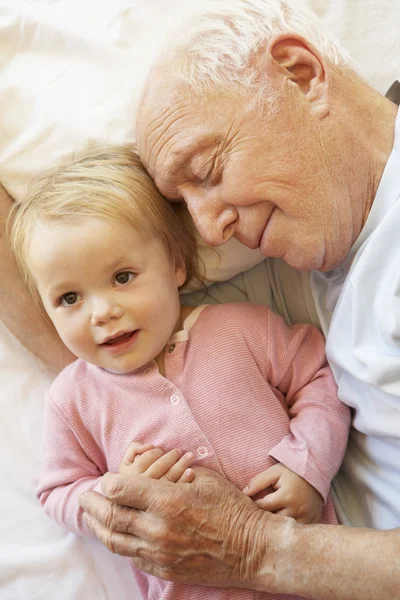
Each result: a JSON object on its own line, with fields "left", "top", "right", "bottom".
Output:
{"left": 37, "top": 303, "right": 350, "bottom": 600}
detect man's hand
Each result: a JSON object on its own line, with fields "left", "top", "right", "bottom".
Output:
{"left": 243, "top": 463, "right": 323, "bottom": 524}
{"left": 79, "top": 467, "right": 278, "bottom": 590}
{"left": 78, "top": 465, "right": 400, "bottom": 600}
{"left": 118, "top": 441, "right": 195, "bottom": 483}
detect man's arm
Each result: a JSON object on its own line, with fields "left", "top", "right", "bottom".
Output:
{"left": 79, "top": 468, "right": 399, "bottom": 600}
{"left": 0, "top": 186, "right": 75, "bottom": 373}
{"left": 271, "top": 517, "right": 399, "bottom": 600}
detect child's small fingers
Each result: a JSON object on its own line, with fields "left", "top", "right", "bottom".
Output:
{"left": 120, "top": 441, "right": 154, "bottom": 468}
{"left": 243, "top": 466, "right": 280, "bottom": 497}
{"left": 162, "top": 452, "right": 196, "bottom": 483}
{"left": 177, "top": 468, "right": 195, "bottom": 484}
{"left": 144, "top": 448, "right": 184, "bottom": 479}
{"left": 129, "top": 447, "right": 165, "bottom": 473}
{"left": 255, "top": 489, "right": 286, "bottom": 512}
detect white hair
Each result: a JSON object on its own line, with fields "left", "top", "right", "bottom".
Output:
{"left": 161, "top": 0, "right": 352, "bottom": 97}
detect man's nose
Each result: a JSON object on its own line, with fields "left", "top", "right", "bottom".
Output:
{"left": 183, "top": 189, "right": 237, "bottom": 246}
{"left": 90, "top": 296, "right": 123, "bottom": 326}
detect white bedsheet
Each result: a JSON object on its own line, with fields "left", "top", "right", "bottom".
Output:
{"left": 0, "top": 1, "right": 399, "bottom": 599}
{"left": 0, "top": 321, "right": 135, "bottom": 600}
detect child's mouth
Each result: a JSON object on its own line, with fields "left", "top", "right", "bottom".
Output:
{"left": 99, "top": 329, "right": 140, "bottom": 355}
{"left": 103, "top": 331, "right": 135, "bottom": 346}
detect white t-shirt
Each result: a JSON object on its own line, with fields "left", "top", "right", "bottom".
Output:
{"left": 310, "top": 108, "right": 400, "bottom": 529}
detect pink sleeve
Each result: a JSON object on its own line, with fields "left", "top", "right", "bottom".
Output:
{"left": 36, "top": 394, "right": 104, "bottom": 537}
{"left": 264, "top": 309, "right": 351, "bottom": 502}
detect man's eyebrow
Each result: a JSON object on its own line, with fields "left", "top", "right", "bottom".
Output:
{"left": 154, "top": 149, "right": 192, "bottom": 193}
{"left": 159, "top": 138, "right": 216, "bottom": 179}
{"left": 166, "top": 153, "right": 192, "bottom": 177}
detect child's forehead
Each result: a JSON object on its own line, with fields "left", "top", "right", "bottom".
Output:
{"left": 33, "top": 215, "right": 140, "bottom": 243}
{"left": 29, "top": 215, "right": 167, "bottom": 267}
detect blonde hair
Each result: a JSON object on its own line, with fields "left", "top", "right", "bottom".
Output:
{"left": 9, "top": 145, "right": 199, "bottom": 301}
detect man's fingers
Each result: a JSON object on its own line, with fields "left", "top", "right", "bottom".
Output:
{"left": 81, "top": 472, "right": 171, "bottom": 513}
{"left": 79, "top": 489, "right": 145, "bottom": 535}
{"left": 83, "top": 510, "right": 190, "bottom": 580}
{"left": 79, "top": 466, "right": 268, "bottom": 589}
{"left": 83, "top": 511, "right": 144, "bottom": 557}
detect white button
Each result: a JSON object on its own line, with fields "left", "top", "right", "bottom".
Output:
{"left": 170, "top": 394, "right": 180, "bottom": 405}
{"left": 168, "top": 343, "right": 176, "bottom": 353}
{"left": 197, "top": 446, "right": 208, "bottom": 457}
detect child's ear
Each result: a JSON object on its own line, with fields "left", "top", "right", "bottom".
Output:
{"left": 175, "top": 262, "right": 187, "bottom": 288}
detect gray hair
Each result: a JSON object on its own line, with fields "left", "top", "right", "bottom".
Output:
{"left": 161, "top": 0, "right": 352, "bottom": 97}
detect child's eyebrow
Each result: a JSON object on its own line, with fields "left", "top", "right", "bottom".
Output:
{"left": 46, "top": 281, "right": 77, "bottom": 295}
{"left": 103, "top": 256, "right": 140, "bottom": 271}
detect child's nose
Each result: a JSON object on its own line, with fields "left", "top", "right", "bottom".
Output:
{"left": 90, "top": 297, "right": 123, "bottom": 326}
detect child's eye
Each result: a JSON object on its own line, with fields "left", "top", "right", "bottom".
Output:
{"left": 114, "top": 271, "right": 135, "bottom": 286}
{"left": 59, "top": 292, "right": 80, "bottom": 307}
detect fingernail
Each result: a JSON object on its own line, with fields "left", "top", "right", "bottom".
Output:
{"left": 184, "top": 452, "right": 194, "bottom": 460}
{"left": 242, "top": 486, "right": 249, "bottom": 494}
{"left": 79, "top": 492, "right": 87, "bottom": 508}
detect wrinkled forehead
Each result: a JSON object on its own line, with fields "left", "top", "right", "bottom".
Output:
{"left": 136, "top": 69, "right": 210, "bottom": 180}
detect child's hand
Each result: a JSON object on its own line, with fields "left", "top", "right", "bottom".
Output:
{"left": 243, "top": 463, "right": 323, "bottom": 524}
{"left": 119, "top": 441, "right": 195, "bottom": 483}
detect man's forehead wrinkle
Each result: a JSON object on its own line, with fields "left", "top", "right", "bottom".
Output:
{"left": 152, "top": 130, "right": 190, "bottom": 186}
{"left": 146, "top": 99, "right": 194, "bottom": 177}
{"left": 151, "top": 119, "right": 201, "bottom": 187}
{"left": 138, "top": 73, "right": 182, "bottom": 168}
{"left": 153, "top": 137, "right": 198, "bottom": 198}
{"left": 145, "top": 103, "right": 179, "bottom": 172}
{"left": 156, "top": 127, "right": 219, "bottom": 186}
{"left": 157, "top": 142, "right": 191, "bottom": 180}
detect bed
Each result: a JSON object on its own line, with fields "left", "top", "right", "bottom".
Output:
{"left": 0, "top": 1, "right": 399, "bottom": 598}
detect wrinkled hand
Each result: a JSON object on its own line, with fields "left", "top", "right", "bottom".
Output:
{"left": 243, "top": 463, "right": 323, "bottom": 524}
{"left": 119, "top": 441, "right": 195, "bottom": 483}
{"left": 79, "top": 467, "right": 277, "bottom": 590}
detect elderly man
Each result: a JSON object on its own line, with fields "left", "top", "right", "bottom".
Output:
{"left": 82, "top": 0, "right": 399, "bottom": 598}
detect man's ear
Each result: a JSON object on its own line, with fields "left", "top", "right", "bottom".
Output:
{"left": 266, "top": 33, "right": 331, "bottom": 118}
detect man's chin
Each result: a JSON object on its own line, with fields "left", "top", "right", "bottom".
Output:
{"left": 318, "top": 249, "right": 350, "bottom": 273}
{"left": 282, "top": 249, "right": 325, "bottom": 272}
